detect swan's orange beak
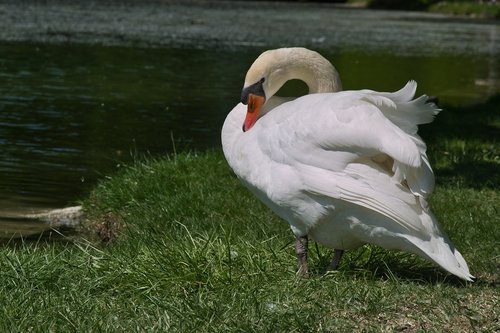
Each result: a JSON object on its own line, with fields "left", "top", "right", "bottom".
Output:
{"left": 243, "top": 94, "right": 265, "bottom": 132}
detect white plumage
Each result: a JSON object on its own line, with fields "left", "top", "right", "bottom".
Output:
{"left": 221, "top": 47, "right": 473, "bottom": 281}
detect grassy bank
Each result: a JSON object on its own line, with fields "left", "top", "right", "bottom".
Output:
{"left": 347, "top": 0, "right": 500, "bottom": 19}
{"left": 1, "top": 95, "right": 499, "bottom": 331}
{"left": 429, "top": 1, "right": 500, "bottom": 19}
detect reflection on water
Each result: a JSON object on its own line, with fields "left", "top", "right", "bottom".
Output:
{"left": 0, "top": 3, "right": 499, "bottom": 229}
{"left": 0, "top": 46, "right": 248, "bottom": 211}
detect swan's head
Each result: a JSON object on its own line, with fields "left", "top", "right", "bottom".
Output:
{"left": 240, "top": 47, "right": 341, "bottom": 132}
{"left": 240, "top": 49, "right": 282, "bottom": 132}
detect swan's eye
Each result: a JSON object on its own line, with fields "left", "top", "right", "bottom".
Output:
{"left": 241, "top": 78, "right": 266, "bottom": 105}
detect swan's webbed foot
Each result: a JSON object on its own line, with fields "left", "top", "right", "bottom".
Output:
{"left": 295, "top": 235, "right": 309, "bottom": 278}
{"left": 329, "top": 249, "right": 344, "bottom": 270}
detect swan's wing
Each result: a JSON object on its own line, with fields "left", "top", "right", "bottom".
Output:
{"left": 261, "top": 92, "right": 424, "bottom": 171}
{"left": 257, "top": 91, "right": 435, "bottom": 231}
{"left": 294, "top": 162, "right": 424, "bottom": 233}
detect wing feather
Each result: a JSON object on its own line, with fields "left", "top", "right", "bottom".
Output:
{"left": 262, "top": 93, "right": 423, "bottom": 170}
{"left": 258, "top": 87, "right": 437, "bottom": 232}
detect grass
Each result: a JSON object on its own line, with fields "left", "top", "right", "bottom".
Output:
{"left": 0, "top": 95, "right": 499, "bottom": 331}
{"left": 347, "top": 0, "right": 500, "bottom": 19}
{"left": 429, "top": 1, "right": 500, "bottom": 19}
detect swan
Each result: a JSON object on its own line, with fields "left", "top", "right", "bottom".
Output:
{"left": 221, "top": 47, "right": 473, "bottom": 281}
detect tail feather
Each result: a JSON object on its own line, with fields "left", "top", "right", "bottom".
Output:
{"left": 407, "top": 211, "right": 474, "bottom": 282}
{"left": 412, "top": 237, "right": 475, "bottom": 282}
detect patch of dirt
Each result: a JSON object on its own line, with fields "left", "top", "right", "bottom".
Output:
{"left": 84, "top": 211, "right": 125, "bottom": 245}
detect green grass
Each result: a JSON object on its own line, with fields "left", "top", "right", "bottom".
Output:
{"left": 347, "top": 0, "right": 500, "bottom": 19}
{"left": 1, "top": 95, "right": 499, "bottom": 331}
{"left": 429, "top": 1, "right": 500, "bottom": 19}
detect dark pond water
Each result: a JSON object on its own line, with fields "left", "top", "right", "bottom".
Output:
{"left": 0, "top": 1, "right": 499, "bottom": 223}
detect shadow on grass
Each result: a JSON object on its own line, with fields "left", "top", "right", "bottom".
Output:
{"left": 308, "top": 245, "right": 489, "bottom": 287}
{"left": 436, "top": 160, "right": 499, "bottom": 189}
{"left": 358, "top": 257, "right": 498, "bottom": 288}
{"left": 421, "top": 93, "right": 500, "bottom": 189}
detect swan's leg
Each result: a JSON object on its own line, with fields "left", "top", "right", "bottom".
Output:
{"left": 329, "top": 249, "right": 344, "bottom": 270}
{"left": 295, "top": 235, "right": 309, "bottom": 277}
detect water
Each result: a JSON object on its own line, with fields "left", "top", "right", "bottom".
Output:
{"left": 0, "top": 1, "right": 499, "bottom": 225}
{"left": 0, "top": 45, "right": 244, "bottom": 211}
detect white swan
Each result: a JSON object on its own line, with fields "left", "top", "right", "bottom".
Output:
{"left": 221, "top": 47, "right": 473, "bottom": 281}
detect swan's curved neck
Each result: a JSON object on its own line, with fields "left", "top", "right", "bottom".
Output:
{"left": 292, "top": 64, "right": 341, "bottom": 94}
{"left": 265, "top": 48, "right": 342, "bottom": 98}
